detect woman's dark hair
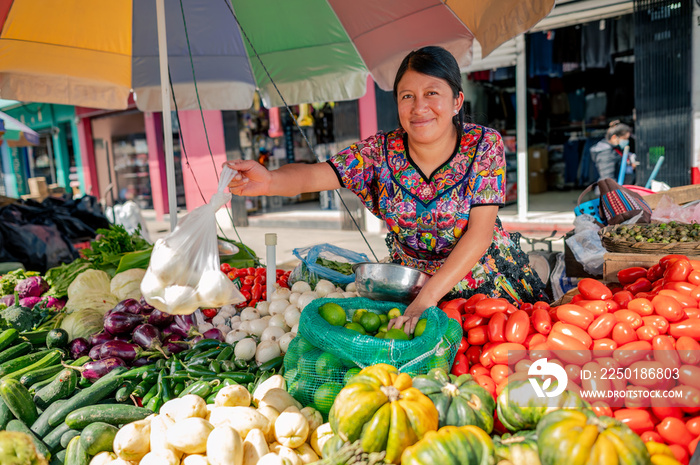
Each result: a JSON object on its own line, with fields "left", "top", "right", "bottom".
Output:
{"left": 393, "top": 46, "right": 464, "bottom": 129}
{"left": 606, "top": 120, "right": 632, "bottom": 141}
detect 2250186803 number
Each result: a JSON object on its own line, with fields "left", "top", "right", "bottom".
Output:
{"left": 598, "top": 367, "right": 680, "bottom": 380}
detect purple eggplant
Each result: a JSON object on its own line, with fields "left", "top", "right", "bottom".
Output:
{"left": 162, "top": 333, "right": 188, "bottom": 354}
{"left": 113, "top": 298, "right": 143, "bottom": 315}
{"left": 140, "top": 297, "right": 155, "bottom": 312}
{"left": 81, "top": 357, "right": 126, "bottom": 380}
{"left": 202, "top": 328, "right": 224, "bottom": 342}
{"left": 88, "top": 343, "right": 104, "bottom": 361}
{"left": 103, "top": 311, "right": 146, "bottom": 335}
{"left": 132, "top": 357, "right": 152, "bottom": 367}
{"left": 170, "top": 314, "right": 198, "bottom": 338}
{"left": 165, "top": 322, "right": 188, "bottom": 339}
{"left": 99, "top": 340, "right": 149, "bottom": 364}
{"left": 0, "top": 295, "right": 15, "bottom": 307}
{"left": 19, "top": 296, "right": 43, "bottom": 308}
{"left": 132, "top": 324, "right": 168, "bottom": 357}
{"left": 89, "top": 331, "right": 113, "bottom": 347}
{"left": 68, "top": 338, "right": 90, "bottom": 359}
{"left": 147, "top": 309, "right": 173, "bottom": 328}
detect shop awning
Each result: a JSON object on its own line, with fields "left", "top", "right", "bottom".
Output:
{"left": 0, "top": 110, "right": 39, "bottom": 146}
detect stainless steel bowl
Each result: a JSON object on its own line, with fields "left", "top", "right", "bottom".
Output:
{"left": 352, "top": 262, "right": 430, "bottom": 304}
{"left": 218, "top": 240, "right": 239, "bottom": 259}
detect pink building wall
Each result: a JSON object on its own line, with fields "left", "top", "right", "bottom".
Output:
{"left": 358, "top": 75, "right": 378, "bottom": 140}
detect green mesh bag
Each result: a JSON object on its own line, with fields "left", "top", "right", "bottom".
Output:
{"left": 283, "top": 297, "right": 462, "bottom": 416}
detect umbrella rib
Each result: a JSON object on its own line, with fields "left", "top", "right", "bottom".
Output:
{"left": 347, "top": 4, "right": 446, "bottom": 42}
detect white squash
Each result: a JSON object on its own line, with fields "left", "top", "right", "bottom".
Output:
{"left": 207, "top": 425, "right": 243, "bottom": 465}
{"left": 208, "top": 406, "right": 269, "bottom": 439}
{"left": 309, "top": 423, "right": 333, "bottom": 457}
{"left": 113, "top": 419, "right": 151, "bottom": 462}
{"left": 150, "top": 415, "right": 181, "bottom": 458}
{"left": 139, "top": 449, "right": 179, "bottom": 465}
{"left": 300, "top": 407, "right": 323, "bottom": 434}
{"left": 274, "top": 408, "right": 309, "bottom": 449}
{"left": 252, "top": 375, "right": 286, "bottom": 405}
{"left": 165, "top": 417, "right": 214, "bottom": 454}
{"left": 256, "top": 405, "right": 281, "bottom": 443}
{"left": 88, "top": 452, "right": 117, "bottom": 465}
{"left": 258, "top": 388, "right": 302, "bottom": 413}
{"left": 215, "top": 384, "right": 251, "bottom": 407}
{"left": 159, "top": 395, "right": 208, "bottom": 423}
{"left": 294, "top": 443, "right": 319, "bottom": 464}
{"left": 242, "top": 428, "right": 269, "bottom": 465}
{"left": 182, "top": 455, "right": 210, "bottom": 465}
{"left": 257, "top": 453, "right": 291, "bottom": 465}
{"left": 107, "top": 459, "right": 138, "bottom": 465}
{"left": 269, "top": 444, "right": 302, "bottom": 465}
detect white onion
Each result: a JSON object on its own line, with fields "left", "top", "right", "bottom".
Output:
{"left": 256, "top": 301, "right": 270, "bottom": 316}
{"left": 291, "top": 324, "right": 299, "bottom": 334}
{"left": 288, "top": 292, "right": 301, "bottom": 306}
{"left": 248, "top": 318, "right": 269, "bottom": 337}
{"left": 239, "top": 320, "right": 252, "bottom": 333}
{"left": 230, "top": 320, "right": 242, "bottom": 330}
{"left": 240, "top": 307, "right": 260, "bottom": 321}
{"left": 284, "top": 306, "right": 301, "bottom": 328}
{"left": 261, "top": 326, "right": 286, "bottom": 342}
{"left": 343, "top": 292, "right": 357, "bottom": 298}
{"left": 278, "top": 332, "right": 296, "bottom": 354}
{"left": 262, "top": 315, "right": 271, "bottom": 322}
{"left": 268, "top": 314, "right": 290, "bottom": 332}
{"left": 229, "top": 315, "right": 241, "bottom": 325}
{"left": 325, "top": 292, "right": 344, "bottom": 299}
{"left": 218, "top": 304, "right": 237, "bottom": 317}
{"left": 296, "top": 291, "right": 318, "bottom": 311}
{"left": 198, "top": 322, "right": 214, "bottom": 333}
{"left": 268, "top": 299, "right": 289, "bottom": 316}
{"left": 225, "top": 329, "right": 248, "bottom": 344}
{"left": 216, "top": 324, "right": 231, "bottom": 335}
{"left": 255, "top": 340, "right": 281, "bottom": 365}
{"left": 271, "top": 288, "right": 292, "bottom": 301}
{"left": 212, "top": 315, "right": 227, "bottom": 327}
{"left": 234, "top": 338, "right": 257, "bottom": 361}
{"left": 291, "top": 281, "right": 311, "bottom": 294}
{"left": 314, "top": 280, "right": 336, "bottom": 298}
{"left": 345, "top": 282, "right": 357, "bottom": 292}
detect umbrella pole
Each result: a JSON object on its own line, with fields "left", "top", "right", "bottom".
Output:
{"left": 156, "top": 0, "right": 178, "bottom": 231}
{"left": 515, "top": 34, "right": 529, "bottom": 221}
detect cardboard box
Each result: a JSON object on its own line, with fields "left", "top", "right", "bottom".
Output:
{"left": 528, "top": 145, "right": 549, "bottom": 172}
{"left": 27, "top": 177, "right": 48, "bottom": 197}
{"left": 528, "top": 171, "right": 548, "bottom": 194}
{"left": 603, "top": 252, "right": 700, "bottom": 283}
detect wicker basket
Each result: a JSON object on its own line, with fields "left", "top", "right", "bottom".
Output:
{"left": 599, "top": 224, "right": 700, "bottom": 255}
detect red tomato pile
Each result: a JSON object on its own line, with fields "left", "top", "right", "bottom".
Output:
{"left": 439, "top": 253, "right": 700, "bottom": 465}
{"left": 219, "top": 264, "right": 291, "bottom": 309}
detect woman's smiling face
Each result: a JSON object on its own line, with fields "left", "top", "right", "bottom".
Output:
{"left": 396, "top": 69, "right": 463, "bottom": 146}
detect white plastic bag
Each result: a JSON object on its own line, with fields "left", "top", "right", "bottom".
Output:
{"left": 106, "top": 200, "right": 151, "bottom": 242}
{"left": 141, "top": 167, "right": 245, "bottom": 314}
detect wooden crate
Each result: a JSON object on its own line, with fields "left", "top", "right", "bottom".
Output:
{"left": 603, "top": 252, "right": 700, "bottom": 283}
{"left": 643, "top": 184, "right": 700, "bottom": 210}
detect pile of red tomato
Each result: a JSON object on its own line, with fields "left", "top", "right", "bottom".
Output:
{"left": 439, "top": 253, "right": 700, "bottom": 465}
{"left": 219, "top": 264, "right": 291, "bottom": 309}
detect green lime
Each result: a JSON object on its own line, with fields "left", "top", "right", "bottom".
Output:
{"left": 315, "top": 352, "right": 345, "bottom": 377}
{"left": 344, "top": 322, "right": 366, "bottom": 335}
{"left": 384, "top": 328, "right": 410, "bottom": 341}
{"left": 295, "top": 337, "right": 316, "bottom": 354}
{"left": 375, "top": 331, "right": 386, "bottom": 339}
{"left": 314, "top": 382, "right": 343, "bottom": 415}
{"left": 378, "top": 323, "right": 389, "bottom": 333}
{"left": 428, "top": 353, "right": 451, "bottom": 372}
{"left": 378, "top": 314, "right": 389, "bottom": 325}
{"left": 297, "top": 350, "right": 321, "bottom": 373}
{"left": 352, "top": 308, "right": 368, "bottom": 324}
{"left": 343, "top": 367, "right": 361, "bottom": 384}
{"left": 359, "top": 312, "right": 381, "bottom": 333}
{"left": 319, "top": 302, "right": 347, "bottom": 326}
{"left": 388, "top": 307, "right": 403, "bottom": 319}
{"left": 284, "top": 367, "right": 299, "bottom": 384}
{"left": 414, "top": 319, "right": 428, "bottom": 337}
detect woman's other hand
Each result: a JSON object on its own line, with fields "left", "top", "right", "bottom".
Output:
{"left": 224, "top": 159, "right": 272, "bottom": 196}
{"left": 388, "top": 297, "right": 435, "bottom": 334}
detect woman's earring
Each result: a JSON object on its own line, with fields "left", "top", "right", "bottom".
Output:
{"left": 454, "top": 109, "right": 459, "bottom": 115}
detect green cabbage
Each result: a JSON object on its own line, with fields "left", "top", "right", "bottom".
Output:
{"left": 60, "top": 308, "right": 105, "bottom": 341}
{"left": 67, "top": 269, "right": 112, "bottom": 301}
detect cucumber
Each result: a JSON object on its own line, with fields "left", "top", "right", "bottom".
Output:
{"left": 47, "top": 367, "right": 127, "bottom": 427}
{"left": 0, "top": 396, "right": 12, "bottom": 429}
{"left": 21, "top": 329, "right": 51, "bottom": 346}
{"left": 43, "top": 422, "right": 72, "bottom": 452}
{"left": 80, "top": 422, "right": 118, "bottom": 455}
{"left": 6, "top": 419, "right": 52, "bottom": 460}
{"left": 31, "top": 356, "right": 90, "bottom": 392}
{"left": 0, "top": 341, "right": 32, "bottom": 364}
{"left": 31, "top": 399, "right": 67, "bottom": 438}
{"left": 0, "top": 328, "right": 19, "bottom": 352}
{"left": 34, "top": 368, "right": 78, "bottom": 410}
{"left": 20, "top": 364, "right": 64, "bottom": 387}
{"left": 64, "top": 435, "right": 89, "bottom": 465}
{"left": 0, "top": 348, "right": 53, "bottom": 376}
{"left": 65, "top": 404, "right": 152, "bottom": 429}
{"left": 0, "top": 378, "right": 39, "bottom": 425}
{"left": 46, "top": 328, "right": 70, "bottom": 349}
{"left": 2, "top": 349, "right": 64, "bottom": 382}
{"left": 54, "top": 449, "right": 67, "bottom": 463}
{"left": 60, "top": 429, "right": 81, "bottom": 448}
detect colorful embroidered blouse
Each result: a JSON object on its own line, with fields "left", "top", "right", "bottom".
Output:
{"left": 328, "top": 123, "right": 505, "bottom": 267}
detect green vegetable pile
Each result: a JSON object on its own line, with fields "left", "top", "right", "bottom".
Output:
{"left": 315, "top": 257, "right": 354, "bottom": 275}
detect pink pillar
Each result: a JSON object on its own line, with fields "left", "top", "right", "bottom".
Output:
{"left": 358, "top": 75, "right": 378, "bottom": 140}
{"left": 144, "top": 112, "right": 168, "bottom": 220}
{"left": 74, "top": 111, "right": 99, "bottom": 197}
{"left": 177, "top": 110, "right": 227, "bottom": 210}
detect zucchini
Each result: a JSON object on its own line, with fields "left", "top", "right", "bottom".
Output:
{"left": 54, "top": 449, "right": 67, "bottom": 463}
{"left": 43, "top": 422, "right": 72, "bottom": 452}
{"left": 60, "top": 429, "right": 80, "bottom": 448}
{"left": 6, "top": 419, "right": 52, "bottom": 460}
{"left": 80, "top": 422, "right": 118, "bottom": 455}
{"left": 34, "top": 368, "right": 78, "bottom": 410}
{"left": 46, "top": 328, "right": 69, "bottom": 349}
{"left": 0, "top": 378, "right": 39, "bottom": 425}
{"left": 64, "top": 435, "right": 89, "bottom": 465}
{"left": 0, "top": 328, "right": 19, "bottom": 352}
{"left": 20, "top": 364, "right": 64, "bottom": 387}
{"left": 31, "top": 399, "right": 67, "bottom": 438}
{"left": 2, "top": 349, "right": 64, "bottom": 382}
{"left": 0, "top": 395, "right": 12, "bottom": 429}
{"left": 47, "top": 366, "right": 127, "bottom": 427}
{"left": 65, "top": 404, "right": 152, "bottom": 429}
{"left": 0, "top": 348, "right": 54, "bottom": 377}
{"left": 29, "top": 356, "right": 87, "bottom": 393}
{"left": 0, "top": 341, "right": 32, "bottom": 364}
{"left": 21, "top": 329, "right": 51, "bottom": 346}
